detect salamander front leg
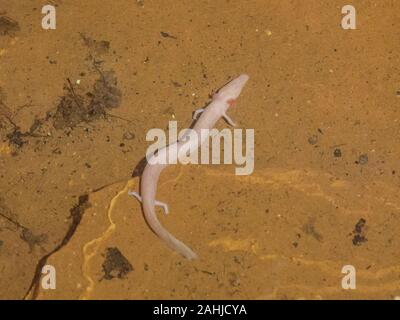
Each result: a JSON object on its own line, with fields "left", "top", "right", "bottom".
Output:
{"left": 192, "top": 108, "right": 205, "bottom": 120}
{"left": 128, "top": 191, "right": 169, "bottom": 215}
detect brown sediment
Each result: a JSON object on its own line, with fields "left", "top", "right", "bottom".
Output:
{"left": 30, "top": 166, "right": 400, "bottom": 299}
{"left": 1, "top": 0, "right": 400, "bottom": 300}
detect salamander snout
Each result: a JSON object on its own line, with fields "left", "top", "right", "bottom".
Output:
{"left": 213, "top": 74, "right": 249, "bottom": 103}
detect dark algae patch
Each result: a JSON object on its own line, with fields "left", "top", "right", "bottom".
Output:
{"left": 351, "top": 218, "right": 368, "bottom": 246}
{"left": 302, "top": 217, "right": 323, "bottom": 242}
{"left": 0, "top": 16, "right": 20, "bottom": 36}
{"left": 0, "top": 197, "right": 47, "bottom": 252}
{"left": 50, "top": 71, "right": 122, "bottom": 129}
{"left": 101, "top": 247, "right": 133, "bottom": 280}
{"left": 48, "top": 34, "right": 122, "bottom": 130}
{"left": 80, "top": 33, "right": 110, "bottom": 56}
{"left": 20, "top": 229, "right": 47, "bottom": 252}
{"left": 0, "top": 87, "right": 50, "bottom": 151}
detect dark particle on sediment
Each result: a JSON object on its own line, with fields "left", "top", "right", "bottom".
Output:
{"left": 101, "top": 247, "right": 133, "bottom": 280}
{"left": 357, "top": 154, "right": 368, "bottom": 165}
{"left": 160, "top": 31, "right": 177, "bottom": 39}
{"left": 123, "top": 131, "right": 135, "bottom": 140}
{"left": 334, "top": 148, "right": 342, "bottom": 157}
{"left": 308, "top": 135, "right": 318, "bottom": 145}
{"left": 351, "top": 218, "right": 368, "bottom": 246}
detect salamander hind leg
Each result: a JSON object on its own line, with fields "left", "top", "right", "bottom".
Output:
{"left": 154, "top": 199, "right": 169, "bottom": 214}
{"left": 128, "top": 191, "right": 169, "bottom": 215}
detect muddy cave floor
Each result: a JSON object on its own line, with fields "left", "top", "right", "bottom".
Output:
{"left": 0, "top": 1, "right": 400, "bottom": 299}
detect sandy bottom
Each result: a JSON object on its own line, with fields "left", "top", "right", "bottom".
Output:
{"left": 0, "top": 1, "right": 400, "bottom": 299}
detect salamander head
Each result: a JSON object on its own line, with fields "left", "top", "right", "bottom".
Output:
{"left": 213, "top": 74, "right": 250, "bottom": 105}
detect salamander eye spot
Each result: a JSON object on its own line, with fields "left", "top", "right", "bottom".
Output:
{"left": 227, "top": 99, "right": 237, "bottom": 107}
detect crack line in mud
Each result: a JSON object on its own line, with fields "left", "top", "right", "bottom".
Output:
{"left": 81, "top": 168, "right": 184, "bottom": 299}
{"left": 20, "top": 166, "right": 400, "bottom": 299}
{"left": 23, "top": 194, "right": 90, "bottom": 300}
{"left": 0, "top": 211, "right": 27, "bottom": 230}
{"left": 21, "top": 178, "right": 132, "bottom": 300}
{"left": 0, "top": 200, "right": 47, "bottom": 252}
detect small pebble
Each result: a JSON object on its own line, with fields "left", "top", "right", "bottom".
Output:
{"left": 308, "top": 135, "right": 318, "bottom": 145}
{"left": 358, "top": 154, "right": 368, "bottom": 165}
{"left": 123, "top": 132, "right": 135, "bottom": 140}
{"left": 334, "top": 148, "right": 342, "bottom": 157}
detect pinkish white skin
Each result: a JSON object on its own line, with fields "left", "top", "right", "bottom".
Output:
{"left": 129, "top": 74, "right": 249, "bottom": 260}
